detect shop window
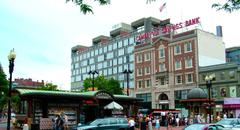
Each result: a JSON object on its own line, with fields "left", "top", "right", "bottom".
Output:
{"left": 220, "top": 87, "right": 227, "bottom": 97}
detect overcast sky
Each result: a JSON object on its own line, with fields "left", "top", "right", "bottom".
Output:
{"left": 0, "top": 0, "right": 239, "bottom": 90}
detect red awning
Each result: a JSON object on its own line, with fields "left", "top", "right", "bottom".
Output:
{"left": 223, "top": 104, "right": 240, "bottom": 109}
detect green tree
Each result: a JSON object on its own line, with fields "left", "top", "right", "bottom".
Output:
{"left": 0, "top": 64, "right": 8, "bottom": 112}
{"left": 212, "top": 0, "right": 240, "bottom": 12}
{"left": 66, "top": 0, "right": 110, "bottom": 14}
{"left": 38, "top": 83, "right": 58, "bottom": 91}
{"left": 83, "top": 75, "right": 123, "bottom": 94}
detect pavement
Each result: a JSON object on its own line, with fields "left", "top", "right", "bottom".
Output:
{"left": 135, "top": 126, "right": 185, "bottom": 130}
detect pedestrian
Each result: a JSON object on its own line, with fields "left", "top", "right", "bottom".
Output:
{"left": 55, "top": 114, "right": 64, "bottom": 130}
{"left": 147, "top": 116, "right": 153, "bottom": 130}
{"left": 176, "top": 116, "right": 179, "bottom": 127}
{"left": 64, "top": 114, "right": 69, "bottom": 130}
{"left": 154, "top": 117, "right": 160, "bottom": 130}
{"left": 128, "top": 117, "right": 135, "bottom": 130}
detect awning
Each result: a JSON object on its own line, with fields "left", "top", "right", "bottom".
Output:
{"left": 223, "top": 104, "right": 240, "bottom": 109}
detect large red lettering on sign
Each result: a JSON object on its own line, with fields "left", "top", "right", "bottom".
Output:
{"left": 136, "top": 17, "right": 200, "bottom": 41}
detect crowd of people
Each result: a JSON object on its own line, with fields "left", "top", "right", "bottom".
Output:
{"left": 128, "top": 112, "right": 188, "bottom": 130}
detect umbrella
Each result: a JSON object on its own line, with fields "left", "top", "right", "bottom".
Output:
{"left": 104, "top": 101, "right": 123, "bottom": 110}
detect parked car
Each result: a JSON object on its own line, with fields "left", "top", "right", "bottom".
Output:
{"left": 184, "top": 124, "right": 225, "bottom": 130}
{"left": 77, "top": 117, "right": 129, "bottom": 130}
{"left": 216, "top": 118, "right": 240, "bottom": 128}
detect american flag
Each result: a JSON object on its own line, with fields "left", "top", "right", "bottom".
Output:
{"left": 159, "top": 2, "right": 166, "bottom": 12}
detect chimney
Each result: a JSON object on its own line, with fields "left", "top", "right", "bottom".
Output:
{"left": 216, "top": 26, "right": 223, "bottom": 37}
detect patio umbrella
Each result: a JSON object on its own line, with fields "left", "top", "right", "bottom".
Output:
{"left": 104, "top": 101, "right": 123, "bottom": 110}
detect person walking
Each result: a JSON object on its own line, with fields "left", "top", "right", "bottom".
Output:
{"left": 154, "top": 117, "right": 160, "bottom": 130}
{"left": 55, "top": 115, "right": 64, "bottom": 130}
{"left": 147, "top": 116, "right": 153, "bottom": 130}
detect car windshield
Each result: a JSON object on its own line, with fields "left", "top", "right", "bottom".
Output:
{"left": 89, "top": 119, "right": 106, "bottom": 126}
{"left": 217, "top": 119, "right": 233, "bottom": 125}
{"left": 185, "top": 124, "right": 205, "bottom": 130}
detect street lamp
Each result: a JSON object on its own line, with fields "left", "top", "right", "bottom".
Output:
{"left": 88, "top": 70, "right": 98, "bottom": 91}
{"left": 123, "top": 69, "right": 133, "bottom": 96}
{"left": 205, "top": 74, "right": 215, "bottom": 123}
{"left": 7, "top": 49, "right": 16, "bottom": 130}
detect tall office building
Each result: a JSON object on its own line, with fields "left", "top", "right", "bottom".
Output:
{"left": 226, "top": 46, "right": 240, "bottom": 64}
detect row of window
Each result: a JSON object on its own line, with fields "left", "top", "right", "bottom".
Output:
{"left": 200, "top": 70, "right": 236, "bottom": 83}
{"left": 135, "top": 42, "right": 193, "bottom": 63}
{"left": 136, "top": 73, "right": 194, "bottom": 88}
{"left": 72, "top": 64, "right": 134, "bottom": 77}
{"left": 72, "top": 37, "right": 135, "bottom": 62}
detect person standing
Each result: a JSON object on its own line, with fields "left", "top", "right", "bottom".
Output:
{"left": 64, "top": 114, "right": 69, "bottom": 130}
{"left": 155, "top": 117, "right": 160, "bottom": 130}
{"left": 128, "top": 117, "right": 135, "bottom": 130}
{"left": 55, "top": 115, "right": 64, "bottom": 130}
{"left": 147, "top": 116, "right": 153, "bottom": 130}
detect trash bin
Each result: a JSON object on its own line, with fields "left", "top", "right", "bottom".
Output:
{"left": 23, "top": 124, "right": 29, "bottom": 130}
{"left": 31, "top": 123, "right": 39, "bottom": 130}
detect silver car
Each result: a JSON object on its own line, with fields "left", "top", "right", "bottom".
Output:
{"left": 216, "top": 118, "right": 240, "bottom": 128}
{"left": 77, "top": 117, "right": 130, "bottom": 130}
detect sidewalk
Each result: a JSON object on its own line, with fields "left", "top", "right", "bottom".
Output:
{"left": 135, "top": 126, "right": 185, "bottom": 130}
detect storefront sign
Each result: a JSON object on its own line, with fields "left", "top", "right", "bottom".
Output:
{"left": 95, "top": 92, "right": 113, "bottom": 99}
{"left": 136, "top": 17, "right": 200, "bottom": 41}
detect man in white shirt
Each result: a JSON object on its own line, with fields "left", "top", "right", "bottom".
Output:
{"left": 128, "top": 117, "right": 135, "bottom": 130}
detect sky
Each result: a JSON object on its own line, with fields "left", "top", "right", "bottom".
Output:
{"left": 0, "top": 0, "right": 239, "bottom": 90}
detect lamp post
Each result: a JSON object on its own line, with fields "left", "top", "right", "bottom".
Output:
{"left": 88, "top": 70, "right": 98, "bottom": 91}
{"left": 205, "top": 74, "right": 215, "bottom": 123}
{"left": 123, "top": 69, "right": 133, "bottom": 96}
{"left": 7, "top": 49, "right": 16, "bottom": 130}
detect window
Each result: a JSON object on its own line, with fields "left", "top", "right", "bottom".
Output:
{"left": 108, "top": 44, "right": 112, "bottom": 51}
{"left": 186, "top": 73, "right": 193, "bottom": 83}
{"left": 145, "top": 66, "right": 151, "bottom": 75}
{"left": 159, "top": 47, "right": 165, "bottom": 58}
{"left": 159, "top": 63, "right": 166, "bottom": 72}
{"left": 113, "top": 59, "right": 117, "bottom": 66}
{"left": 137, "top": 80, "right": 143, "bottom": 88}
{"left": 144, "top": 52, "right": 151, "bottom": 61}
{"left": 185, "top": 42, "right": 192, "bottom": 52}
{"left": 113, "top": 42, "right": 117, "bottom": 50}
{"left": 108, "top": 68, "right": 112, "bottom": 75}
{"left": 175, "top": 61, "right": 182, "bottom": 70}
{"left": 136, "top": 93, "right": 152, "bottom": 102}
{"left": 95, "top": 49, "right": 98, "bottom": 55}
{"left": 145, "top": 79, "right": 151, "bottom": 87}
{"left": 98, "top": 55, "right": 104, "bottom": 62}
{"left": 118, "top": 41, "right": 123, "bottom": 48}
{"left": 107, "top": 52, "right": 113, "bottom": 59}
{"left": 127, "top": 46, "right": 134, "bottom": 53}
{"left": 137, "top": 68, "right": 142, "bottom": 76}
{"left": 229, "top": 71, "right": 235, "bottom": 79}
{"left": 118, "top": 48, "right": 124, "bottom": 56}
{"left": 118, "top": 57, "right": 123, "bottom": 64}
{"left": 220, "top": 72, "right": 225, "bottom": 80}
{"left": 123, "top": 39, "right": 128, "bottom": 46}
{"left": 99, "top": 48, "right": 103, "bottom": 54}
{"left": 174, "top": 45, "right": 181, "bottom": 55}
{"left": 129, "top": 37, "right": 135, "bottom": 45}
{"left": 160, "top": 77, "right": 165, "bottom": 85}
{"left": 185, "top": 58, "right": 193, "bottom": 68}
{"left": 175, "top": 75, "right": 182, "bottom": 84}
{"left": 137, "top": 54, "right": 142, "bottom": 63}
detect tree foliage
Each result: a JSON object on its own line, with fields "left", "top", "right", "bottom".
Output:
{"left": 212, "top": 0, "right": 240, "bottom": 13}
{"left": 38, "top": 83, "right": 58, "bottom": 91}
{"left": 83, "top": 75, "right": 123, "bottom": 94}
{"left": 0, "top": 64, "right": 8, "bottom": 112}
{"left": 66, "top": 0, "right": 110, "bottom": 14}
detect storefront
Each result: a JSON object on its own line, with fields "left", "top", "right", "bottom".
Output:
{"left": 223, "top": 98, "right": 240, "bottom": 118}
{"left": 13, "top": 89, "right": 142, "bottom": 129}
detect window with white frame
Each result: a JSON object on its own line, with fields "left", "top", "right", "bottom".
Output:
{"left": 175, "top": 61, "right": 182, "bottom": 70}
{"left": 137, "top": 54, "right": 142, "bottom": 63}
{"left": 174, "top": 45, "right": 181, "bottom": 55}
{"left": 137, "top": 68, "right": 142, "bottom": 76}
{"left": 159, "top": 63, "right": 166, "bottom": 72}
{"left": 159, "top": 47, "right": 165, "bottom": 58}
{"left": 137, "top": 80, "right": 143, "bottom": 88}
{"left": 185, "top": 58, "right": 193, "bottom": 68}
{"left": 185, "top": 42, "right": 192, "bottom": 52}
{"left": 144, "top": 52, "right": 151, "bottom": 61}
{"left": 175, "top": 75, "right": 182, "bottom": 84}
{"left": 145, "top": 79, "right": 151, "bottom": 87}
{"left": 186, "top": 73, "right": 193, "bottom": 83}
{"left": 145, "top": 66, "right": 151, "bottom": 75}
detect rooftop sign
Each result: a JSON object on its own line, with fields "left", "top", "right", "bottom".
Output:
{"left": 136, "top": 17, "right": 200, "bottom": 41}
